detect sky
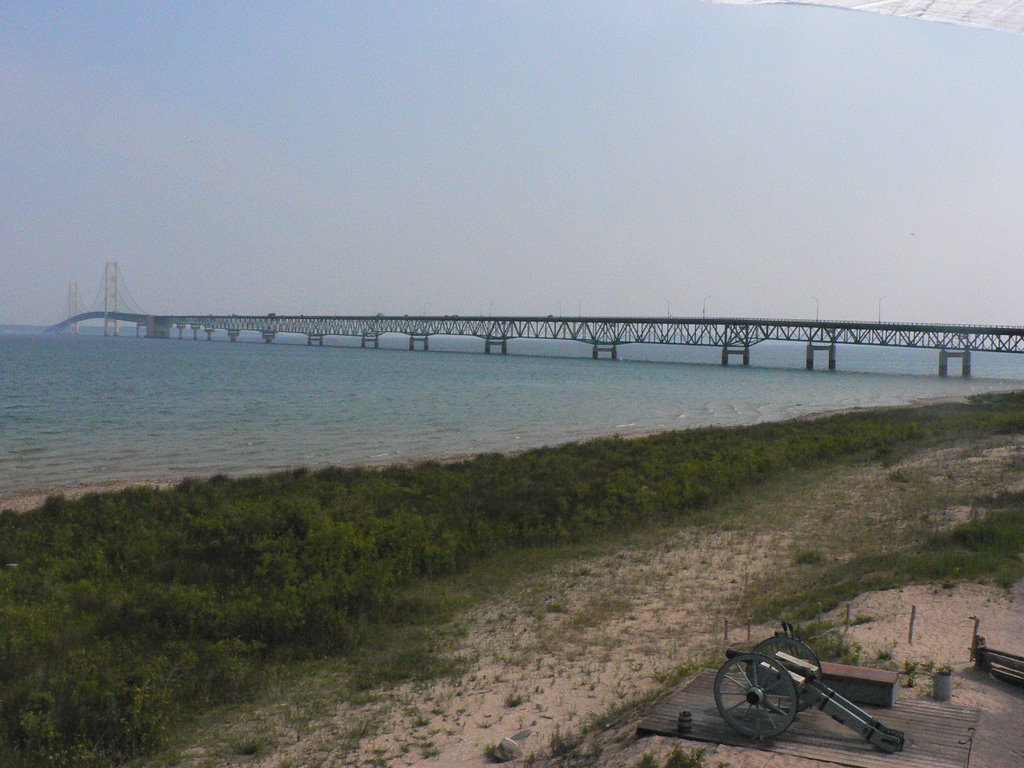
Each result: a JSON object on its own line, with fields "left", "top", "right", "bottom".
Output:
{"left": 2, "top": 1, "right": 1023, "bottom": 326}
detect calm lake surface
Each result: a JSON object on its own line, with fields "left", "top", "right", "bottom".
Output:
{"left": 3, "top": 327, "right": 1024, "bottom": 500}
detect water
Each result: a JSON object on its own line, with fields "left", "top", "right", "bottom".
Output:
{"left": 3, "top": 329, "right": 1023, "bottom": 500}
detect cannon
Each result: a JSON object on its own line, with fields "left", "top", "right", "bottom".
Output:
{"left": 714, "top": 625, "right": 905, "bottom": 753}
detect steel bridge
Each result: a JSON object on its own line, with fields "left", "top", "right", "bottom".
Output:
{"left": 48, "top": 310, "right": 1024, "bottom": 376}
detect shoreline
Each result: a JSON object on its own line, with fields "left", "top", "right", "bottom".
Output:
{"left": 0, "top": 392, "right": 986, "bottom": 515}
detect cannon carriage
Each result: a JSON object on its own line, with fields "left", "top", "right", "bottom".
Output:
{"left": 714, "top": 625, "right": 905, "bottom": 753}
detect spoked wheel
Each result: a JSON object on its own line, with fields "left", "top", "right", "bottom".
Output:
{"left": 714, "top": 652, "right": 798, "bottom": 740}
{"left": 753, "top": 635, "right": 822, "bottom": 711}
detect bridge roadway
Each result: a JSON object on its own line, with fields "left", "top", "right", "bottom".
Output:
{"left": 50, "top": 311, "right": 1024, "bottom": 376}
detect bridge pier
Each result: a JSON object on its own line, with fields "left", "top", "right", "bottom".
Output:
{"left": 191, "top": 324, "right": 202, "bottom": 340}
{"left": 262, "top": 330, "right": 276, "bottom": 343}
{"left": 485, "top": 337, "right": 508, "bottom": 354}
{"left": 227, "top": 329, "right": 240, "bottom": 342}
{"left": 409, "top": 334, "right": 429, "bottom": 351}
{"left": 806, "top": 343, "right": 837, "bottom": 371}
{"left": 176, "top": 323, "right": 187, "bottom": 340}
{"left": 721, "top": 346, "right": 750, "bottom": 366}
{"left": 939, "top": 348, "right": 971, "bottom": 377}
{"left": 204, "top": 327, "right": 215, "bottom": 340}
{"left": 144, "top": 316, "right": 170, "bottom": 338}
{"left": 308, "top": 333, "right": 324, "bottom": 346}
{"left": 592, "top": 342, "right": 617, "bottom": 360}
{"left": 361, "top": 333, "right": 380, "bottom": 349}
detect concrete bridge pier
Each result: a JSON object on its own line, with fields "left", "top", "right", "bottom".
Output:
{"left": 409, "top": 334, "right": 429, "bottom": 351}
{"left": 227, "top": 329, "right": 240, "bottom": 342}
{"left": 145, "top": 316, "right": 171, "bottom": 339}
{"left": 204, "top": 328, "right": 215, "bottom": 340}
{"left": 308, "top": 333, "right": 324, "bottom": 346}
{"left": 485, "top": 337, "right": 508, "bottom": 354}
{"left": 592, "top": 342, "right": 618, "bottom": 359}
{"left": 176, "top": 323, "right": 187, "bottom": 340}
{"left": 721, "top": 346, "right": 750, "bottom": 366}
{"left": 939, "top": 348, "right": 971, "bottom": 377}
{"left": 806, "top": 343, "right": 837, "bottom": 370}
{"left": 135, "top": 324, "right": 143, "bottom": 337}
{"left": 261, "top": 330, "right": 276, "bottom": 343}
{"left": 361, "top": 333, "right": 379, "bottom": 349}
{"left": 191, "top": 324, "right": 202, "bottom": 340}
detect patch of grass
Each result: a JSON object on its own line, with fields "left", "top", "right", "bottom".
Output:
{"left": 547, "top": 725, "right": 580, "bottom": 757}
{"left": 888, "top": 468, "right": 912, "bottom": 483}
{"left": 749, "top": 491, "right": 1024, "bottom": 623}
{"left": 228, "top": 737, "right": 263, "bottom": 756}
{"left": 664, "top": 745, "right": 707, "bottom": 768}
{"left": 418, "top": 741, "right": 440, "bottom": 758}
{"left": 793, "top": 549, "right": 825, "bottom": 566}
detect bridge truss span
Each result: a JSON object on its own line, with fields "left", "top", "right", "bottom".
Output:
{"left": 48, "top": 313, "right": 1024, "bottom": 376}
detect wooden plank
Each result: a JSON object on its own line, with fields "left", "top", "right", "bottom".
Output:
{"left": 986, "top": 652, "right": 1024, "bottom": 670}
{"left": 821, "top": 661, "right": 900, "bottom": 685}
{"left": 990, "top": 663, "right": 1024, "bottom": 685}
{"left": 637, "top": 669, "right": 978, "bottom": 768}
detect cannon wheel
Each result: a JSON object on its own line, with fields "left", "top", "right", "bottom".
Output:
{"left": 753, "top": 635, "right": 822, "bottom": 711}
{"left": 714, "top": 652, "right": 798, "bottom": 740}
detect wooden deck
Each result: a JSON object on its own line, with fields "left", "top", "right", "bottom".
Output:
{"left": 637, "top": 670, "right": 978, "bottom": 768}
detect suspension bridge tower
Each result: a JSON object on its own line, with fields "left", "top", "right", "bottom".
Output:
{"left": 65, "top": 282, "right": 80, "bottom": 335}
{"left": 104, "top": 260, "right": 120, "bottom": 336}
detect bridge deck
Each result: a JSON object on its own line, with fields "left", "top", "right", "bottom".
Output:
{"left": 48, "top": 312, "right": 1024, "bottom": 356}
{"left": 637, "top": 669, "right": 978, "bottom": 768}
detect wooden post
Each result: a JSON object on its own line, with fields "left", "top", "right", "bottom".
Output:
{"left": 724, "top": 618, "right": 729, "bottom": 643}
{"left": 747, "top": 622, "right": 751, "bottom": 642}
{"left": 908, "top": 605, "right": 917, "bottom": 645}
{"left": 845, "top": 604, "right": 851, "bottom": 632}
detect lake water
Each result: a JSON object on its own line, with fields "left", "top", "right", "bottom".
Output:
{"left": 3, "top": 327, "right": 1023, "bottom": 501}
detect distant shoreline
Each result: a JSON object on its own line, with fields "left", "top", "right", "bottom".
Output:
{"left": 1, "top": 391, "right": 990, "bottom": 515}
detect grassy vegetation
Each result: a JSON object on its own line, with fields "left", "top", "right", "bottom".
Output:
{"left": 2, "top": 393, "right": 1024, "bottom": 766}
{"left": 751, "top": 486, "right": 1024, "bottom": 622}
{"left": 634, "top": 746, "right": 708, "bottom": 768}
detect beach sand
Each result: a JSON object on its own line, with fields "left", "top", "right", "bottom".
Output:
{"left": 0, "top": 479, "right": 175, "bottom": 514}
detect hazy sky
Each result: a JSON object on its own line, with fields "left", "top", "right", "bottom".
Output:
{"left": 2, "top": 2, "right": 1022, "bottom": 325}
